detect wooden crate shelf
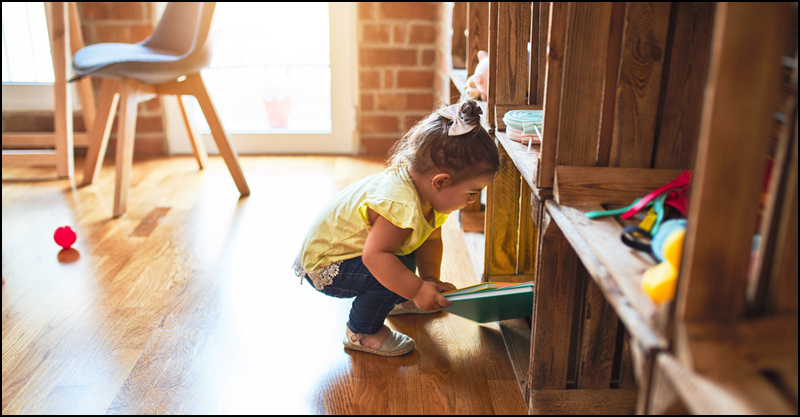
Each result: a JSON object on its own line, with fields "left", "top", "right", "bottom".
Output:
{"left": 655, "top": 344, "right": 797, "bottom": 414}
{"left": 466, "top": 1, "right": 796, "bottom": 414}
{"left": 495, "top": 132, "right": 538, "bottom": 187}
{"left": 544, "top": 200, "right": 668, "bottom": 353}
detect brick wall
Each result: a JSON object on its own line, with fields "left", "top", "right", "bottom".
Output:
{"left": 1, "top": 2, "right": 166, "bottom": 156}
{"left": 358, "top": 2, "right": 448, "bottom": 157}
{"left": 4, "top": 2, "right": 449, "bottom": 158}
{"left": 81, "top": 2, "right": 166, "bottom": 156}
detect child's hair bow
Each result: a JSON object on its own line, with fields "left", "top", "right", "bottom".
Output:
{"left": 437, "top": 103, "right": 477, "bottom": 136}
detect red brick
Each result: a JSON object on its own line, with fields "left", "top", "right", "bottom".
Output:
{"left": 376, "top": 93, "right": 407, "bottom": 111}
{"left": 362, "top": 23, "right": 390, "bottom": 43}
{"left": 404, "top": 114, "right": 430, "bottom": 131}
{"left": 133, "top": 135, "right": 166, "bottom": 155}
{"left": 361, "top": 137, "right": 400, "bottom": 157}
{"left": 73, "top": 114, "right": 86, "bottom": 132}
{"left": 358, "top": 2, "right": 376, "bottom": 20}
{"left": 360, "top": 114, "right": 400, "bottom": 134}
{"left": 79, "top": 2, "right": 144, "bottom": 20}
{"left": 106, "top": 135, "right": 165, "bottom": 156}
{"left": 2, "top": 113, "right": 48, "bottom": 132}
{"left": 94, "top": 24, "right": 153, "bottom": 43}
{"left": 421, "top": 49, "right": 436, "bottom": 66}
{"left": 409, "top": 24, "right": 437, "bottom": 44}
{"left": 4, "top": 112, "right": 99, "bottom": 136}
{"left": 378, "top": 3, "right": 438, "bottom": 21}
{"left": 134, "top": 115, "right": 163, "bottom": 133}
{"left": 143, "top": 97, "right": 162, "bottom": 112}
{"left": 393, "top": 24, "right": 407, "bottom": 44}
{"left": 359, "top": 71, "right": 381, "bottom": 89}
{"left": 383, "top": 70, "right": 394, "bottom": 88}
{"left": 360, "top": 93, "right": 375, "bottom": 111}
{"left": 397, "top": 70, "right": 435, "bottom": 88}
{"left": 436, "top": 49, "right": 449, "bottom": 73}
{"left": 406, "top": 93, "right": 436, "bottom": 111}
{"left": 359, "top": 48, "right": 417, "bottom": 67}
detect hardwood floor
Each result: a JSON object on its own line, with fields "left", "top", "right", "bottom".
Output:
{"left": 2, "top": 155, "right": 527, "bottom": 415}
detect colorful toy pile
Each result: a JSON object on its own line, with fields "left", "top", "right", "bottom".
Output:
{"left": 585, "top": 170, "right": 693, "bottom": 303}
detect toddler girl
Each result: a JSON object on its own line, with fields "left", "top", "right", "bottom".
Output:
{"left": 292, "top": 99, "right": 500, "bottom": 356}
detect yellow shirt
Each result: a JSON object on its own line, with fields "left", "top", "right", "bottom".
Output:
{"left": 293, "top": 165, "right": 448, "bottom": 289}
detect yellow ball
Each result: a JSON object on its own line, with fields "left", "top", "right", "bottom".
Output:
{"left": 662, "top": 229, "right": 686, "bottom": 267}
{"left": 642, "top": 262, "right": 677, "bottom": 303}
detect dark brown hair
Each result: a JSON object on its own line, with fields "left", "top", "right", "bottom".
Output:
{"left": 388, "top": 99, "right": 500, "bottom": 184}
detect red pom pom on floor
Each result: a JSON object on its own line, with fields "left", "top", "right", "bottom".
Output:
{"left": 54, "top": 226, "right": 77, "bottom": 249}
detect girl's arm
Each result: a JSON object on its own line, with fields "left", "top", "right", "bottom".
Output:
{"left": 362, "top": 210, "right": 451, "bottom": 311}
{"left": 415, "top": 227, "right": 457, "bottom": 293}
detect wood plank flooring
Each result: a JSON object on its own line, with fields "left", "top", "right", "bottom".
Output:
{"left": 2, "top": 155, "right": 527, "bottom": 415}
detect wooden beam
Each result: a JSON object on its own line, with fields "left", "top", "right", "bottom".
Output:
{"left": 530, "top": 388, "right": 637, "bottom": 414}
{"left": 677, "top": 2, "right": 790, "bottom": 323}
{"left": 538, "top": 1, "right": 568, "bottom": 188}
{"left": 653, "top": 2, "right": 715, "bottom": 170}
{"left": 556, "top": 2, "right": 613, "bottom": 167}
{"left": 554, "top": 166, "right": 686, "bottom": 205}
{"left": 485, "top": 143, "right": 521, "bottom": 278}
{"left": 608, "top": 2, "right": 671, "bottom": 168}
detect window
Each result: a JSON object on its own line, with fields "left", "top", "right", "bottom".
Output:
{"left": 166, "top": 2, "right": 357, "bottom": 155}
{"left": 2, "top": 2, "right": 53, "bottom": 83}
{"left": 1, "top": 2, "right": 78, "bottom": 112}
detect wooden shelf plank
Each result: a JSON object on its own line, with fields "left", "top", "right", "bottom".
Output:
{"left": 554, "top": 165, "right": 686, "bottom": 205}
{"left": 495, "top": 131, "right": 553, "bottom": 201}
{"left": 680, "top": 316, "right": 799, "bottom": 375}
{"left": 498, "top": 318, "right": 533, "bottom": 408}
{"left": 530, "top": 388, "right": 637, "bottom": 415}
{"left": 657, "top": 352, "right": 796, "bottom": 415}
{"left": 545, "top": 200, "right": 667, "bottom": 353}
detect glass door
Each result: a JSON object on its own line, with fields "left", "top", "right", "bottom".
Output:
{"left": 166, "top": 2, "right": 357, "bottom": 155}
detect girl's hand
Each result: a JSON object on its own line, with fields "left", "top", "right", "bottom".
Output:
{"left": 422, "top": 277, "right": 457, "bottom": 293}
{"left": 413, "top": 281, "right": 452, "bottom": 311}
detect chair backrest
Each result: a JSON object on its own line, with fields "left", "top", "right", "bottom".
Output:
{"left": 141, "top": 2, "right": 216, "bottom": 57}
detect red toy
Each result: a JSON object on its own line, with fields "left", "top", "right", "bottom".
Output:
{"left": 54, "top": 226, "right": 77, "bottom": 249}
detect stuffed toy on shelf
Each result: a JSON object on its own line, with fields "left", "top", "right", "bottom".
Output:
{"left": 464, "top": 50, "right": 489, "bottom": 101}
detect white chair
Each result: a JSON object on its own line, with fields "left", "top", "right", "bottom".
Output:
{"left": 73, "top": 2, "right": 249, "bottom": 217}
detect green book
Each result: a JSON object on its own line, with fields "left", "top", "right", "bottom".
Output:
{"left": 442, "top": 282, "right": 534, "bottom": 323}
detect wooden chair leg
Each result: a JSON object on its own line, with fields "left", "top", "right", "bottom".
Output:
{"left": 83, "top": 78, "right": 120, "bottom": 185}
{"left": 113, "top": 78, "right": 139, "bottom": 218}
{"left": 184, "top": 72, "right": 250, "bottom": 196}
{"left": 176, "top": 95, "right": 208, "bottom": 169}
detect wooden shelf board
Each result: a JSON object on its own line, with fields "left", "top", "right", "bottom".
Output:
{"left": 498, "top": 318, "right": 533, "bottom": 408}
{"left": 530, "top": 388, "right": 638, "bottom": 414}
{"left": 658, "top": 351, "right": 797, "bottom": 415}
{"left": 495, "top": 131, "right": 552, "bottom": 201}
{"left": 545, "top": 199, "right": 667, "bottom": 352}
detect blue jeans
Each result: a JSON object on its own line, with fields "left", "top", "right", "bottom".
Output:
{"left": 304, "top": 253, "right": 416, "bottom": 335}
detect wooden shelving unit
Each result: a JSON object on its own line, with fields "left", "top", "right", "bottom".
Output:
{"left": 470, "top": 1, "right": 798, "bottom": 415}
{"left": 493, "top": 131, "right": 550, "bottom": 200}
{"left": 544, "top": 201, "right": 665, "bottom": 350}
